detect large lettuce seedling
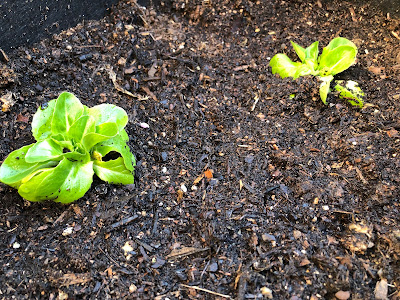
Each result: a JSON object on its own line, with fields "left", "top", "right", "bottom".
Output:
{"left": 0, "top": 92, "right": 135, "bottom": 203}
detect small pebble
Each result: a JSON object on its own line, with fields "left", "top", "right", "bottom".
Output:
{"left": 161, "top": 152, "right": 168, "bottom": 161}
{"left": 62, "top": 227, "right": 73, "bottom": 236}
{"left": 208, "top": 262, "right": 218, "bottom": 272}
{"left": 12, "top": 242, "right": 20, "bottom": 249}
{"left": 245, "top": 154, "right": 254, "bottom": 164}
{"left": 262, "top": 233, "right": 276, "bottom": 242}
{"left": 260, "top": 287, "right": 273, "bottom": 299}
{"left": 180, "top": 184, "right": 187, "bottom": 193}
{"left": 293, "top": 230, "right": 302, "bottom": 239}
{"left": 335, "top": 290, "right": 350, "bottom": 300}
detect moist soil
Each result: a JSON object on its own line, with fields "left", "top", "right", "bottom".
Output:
{"left": 1, "top": 0, "right": 399, "bottom": 299}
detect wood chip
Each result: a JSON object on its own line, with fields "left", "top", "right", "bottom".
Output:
{"left": 53, "top": 273, "right": 92, "bottom": 287}
{"left": 374, "top": 279, "right": 388, "bottom": 300}
{"left": 166, "top": 246, "right": 209, "bottom": 260}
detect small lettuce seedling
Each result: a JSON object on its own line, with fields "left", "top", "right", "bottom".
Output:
{"left": 0, "top": 92, "right": 136, "bottom": 203}
{"left": 270, "top": 37, "right": 364, "bottom": 107}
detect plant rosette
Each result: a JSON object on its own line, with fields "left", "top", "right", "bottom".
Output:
{"left": 0, "top": 92, "right": 136, "bottom": 203}
{"left": 270, "top": 37, "right": 364, "bottom": 107}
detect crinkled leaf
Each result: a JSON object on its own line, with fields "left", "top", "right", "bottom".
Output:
{"left": 68, "top": 115, "right": 96, "bottom": 143}
{"left": 51, "top": 92, "right": 85, "bottom": 135}
{"left": 318, "top": 37, "right": 357, "bottom": 75}
{"left": 290, "top": 41, "right": 306, "bottom": 62}
{"left": 82, "top": 122, "right": 118, "bottom": 150}
{"left": 93, "top": 157, "right": 134, "bottom": 185}
{"left": 318, "top": 75, "right": 334, "bottom": 104}
{"left": 270, "top": 54, "right": 302, "bottom": 78}
{"left": 25, "top": 138, "right": 64, "bottom": 163}
{"left": 0, "top": 144, "right": 58, "bottom": 188}
{"left": 92, "top": 130, "right": 136, "bottom": 171}
{"left": 334, "top": 80, "right": 364, "bottom": 108}
{"left": 88, "top": 104, "right": 128, "bottom": 132}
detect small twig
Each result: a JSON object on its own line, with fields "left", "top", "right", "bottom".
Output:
{"left": 180, "top": 284, "right": 231, "bottom": 299}
{"left": 199, "top": 260, "right": 210, "bottom": 283}
{"left": 98, "top": 246, "right": 121, "bottom": 268}
{"left": 109, "top": 215, "right": 138, "bottom": 231}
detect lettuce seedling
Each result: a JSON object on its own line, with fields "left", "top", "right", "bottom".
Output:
{"left": 270, "top": 37, "right": 364, "bottom": 107}
{"left": 0, "top": 92, "right": 135, "bottom": 203}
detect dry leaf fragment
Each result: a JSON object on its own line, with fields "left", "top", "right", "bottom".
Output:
{"left": 204, "top": 169, "right": 213, "bottom": 179}
{"left": 368, "top": 66, "right": 385, "bottom": 75}
{"left": 177, "top": 189, "right": 184, "bottom": 202}
{"left": 299, "top": 258, "right": 311, "bottom": 267}
{"left": 16, "top": 114, "right": 29, "bottom": 123}
{"left": 1, "top": 91, "right": 14, "bottom": 112}
{"left": 193, "top": 173, "right": 204, "bottom": 185}
{"left": 386, "top": 128, "right": 399, "bottom": 137}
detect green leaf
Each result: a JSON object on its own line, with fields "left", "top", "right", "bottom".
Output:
{"left": 0, "top": 144, "right": 58, "bottom": 188}
{"left": 318, "top": 75, "right": 334, "bottom": 104}
{"left": 305, "top": 41, "right": 319, "bottom": 63}
{"left": 82, "top": 122, "right": 119, "bottom": 151}
{"left": 31, "top": 99, "right": 56, "bottom": 141}
{"left": 25, "top": 138, "right": 64, "bottom": 163}
{"left": 18, "top": 158, "right": 94, "bottom": 202}
{"left": 318, "top": 37, "right": 357, "bottom": 75}
{"left": 270, "top": 54, "right": 302, "bottom": 78}
{"left": 68, "top": 115, "right": 96, "bottom": 143}
{"left": 334, "top": 80, "right": 364, "bottom": 108}
{"left": 93, "top": 157, "right": 134, "bottom": 185}
{"left": 293, "top": 64, "right": 314, "bottom": 79}
{"left": 88, "top": 104, "right": 128, "bottom": 133}
{"left": 290, "top": 41, "right": 306, "bottom": 62}
{"left": 51, "top": 92, "right": 85, "bottom": 135}
{"left": 92, "top": 130, "right": 136, "bottom": 171}
{"left": 54, "top": 161, "right": 94, "bottom": 204}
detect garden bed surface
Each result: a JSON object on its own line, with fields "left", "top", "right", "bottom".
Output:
{"left": 0, "top": 0, "right": 399, "bottom": 299}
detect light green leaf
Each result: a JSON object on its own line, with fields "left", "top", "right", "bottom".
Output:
{"left": 318, "top": 37, "right": 357, "bottom": 75}
{"left": 88, "top": 104, "right": 128, "bottom": 132}
{"left": 68, "top": 115, "right": 96, "bottom": 143}
{"left": 0, "top": 144, "right": 58, "bottom": 188}
{"left": 51, "top": 92, "right": 85, "bottom": 135}
{"left": 318, "top": 75, "right": 334, "bottom": 104}
{"left": 54, "top": 161, "right": 94, "bottom": 204}
{"left": 31, "top": 100, "right": 56, "bottom": 141}
{"left": 93, "top": 157, "right": 134, "bottom": 185}
{"left": 18, "top": 158, "right": 94, "bottom": 203}
{"left": 82, "top": 122, "right": 118, "bottom": 150}
{"left": 92, "top": 130, "right": 136, "bottom": 171}
{"left": 305, "top": 41, "right": 319, "bottom": 63}
{"left": 293, "top": 64, "right": 314, "bottom": 79}
{"left": 270, "top": 54, "right": 302, "bottom": 78}
{"left": 290, "top": 41, "right": 306, "bottom": 62}
{"left": 25, "top": 138, "right": 64, "bottom": 163}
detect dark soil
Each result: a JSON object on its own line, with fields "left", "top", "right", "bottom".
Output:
{"left": 1, "top": 0, "right": 399, "bottom": 299}
{"left": 0, "top": 0, "right": 120, "bottom": 51}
